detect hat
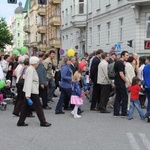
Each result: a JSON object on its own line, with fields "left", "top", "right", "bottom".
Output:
{"left": 6, "top": 80, "right": 11, "bottom": 83}
{"left": 29, "top": 56, "right": 39, "bottom": 65}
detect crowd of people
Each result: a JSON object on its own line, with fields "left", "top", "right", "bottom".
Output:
{"left": 0, "top": 47, "right": 150, "bottom": 127}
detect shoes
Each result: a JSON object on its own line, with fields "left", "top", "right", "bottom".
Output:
{"left": 27, "top": 114, "right": 35, "bottom": 118}
{"left": 74, "top": 114, "right": 81, "bottom": 119}
{"left": 64, "top": 107, "right": 72, "bottom": 110}
{"left": 53, "top": 94, "right": 57, "bottom": 97}
{"left": 128, "top": 117, "right": 134, "bottom": 120}
{"left": 113, "top": 114, "right": 120, "bottom": 117}
{"left": 71, "top": 111, "right": 74, "bottom": 115}
{"left": 147, "top": 116, "right": 150, "bottom": 122}
{"left": 141, "top": 105, "right": 146, "bottom": 109}
{"left": 90, "top": 108, "right": 97, "bottom": 111}
{"left": 40, "top": 122, "right": 51, "bottom": 127}
{"left": 100, "top": 110, "right": 111, "bottom": 113}
{"left": 55, "top": 111, "right": 65, "bottom": 114}
{"left": 17, "top": 122, "right": 28, "bottom": 126}
{"left": 43, "top": 106, "right": 52, "bottom": 110}
{"left": 78, "top": 110, "right": 84, "bottom": 114}
{"left": 12, "top": 112, "right": 20, "bottom": 117}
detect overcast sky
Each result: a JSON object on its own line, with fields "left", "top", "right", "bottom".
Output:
{"left": 0, "top": 0, "right": 26, "bottom": 23}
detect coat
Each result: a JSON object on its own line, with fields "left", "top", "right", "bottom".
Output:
{"left": 23, "top": 65, "right": 39, "bottom": 97}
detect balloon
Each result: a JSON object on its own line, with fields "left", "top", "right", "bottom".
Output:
{"left": 13, "top": 49, "right": 19, "bottom": 55}
{"left": 21, "top": 46, "right": 27, "bottom": 55}
{"left": 67, "top": 49, "right": 75, "bottom": 57}
{"left": 0, "top": 80, "right": 5, "bottom": 89}
{"left": 78, "top": 61, "right": 86, "bottom": 70}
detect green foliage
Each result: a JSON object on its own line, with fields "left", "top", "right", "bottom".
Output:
{"left": 0, "top": 18, "right": 13, "bottom": 49}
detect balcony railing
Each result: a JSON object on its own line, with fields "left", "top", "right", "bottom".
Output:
{"left": 37, "top": 25, "right": 46, "bottom": 34}
{"left": 23, "top": 25, "right": 30, "bottom": 33}
{"left": 49, "top": 0, "right": 60, "bottom": 5}
{"left": 37, "top": 7, "right": 46, "bottom": 16}
{"left": 49, "top": 38, "right": 61, "bottom": 48}
{"left": 49, "top": 16, "right": 61, "bottom": 26}
{"left": 38, "top": 43, "right": 47, "bottom": 51}
{"left": 23, "top": 40, "right": 30, "bottom": 47}
{"left": 128, "top": 0, "right": 150, "bottom": 5}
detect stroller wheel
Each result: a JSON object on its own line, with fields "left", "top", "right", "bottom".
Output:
{"left": 1, "top": 104, "right": 7, "bottom": 111}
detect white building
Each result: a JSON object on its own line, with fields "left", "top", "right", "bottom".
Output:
{"left": 61, "top": 0, "right": 87, "bottom": 57}
{"left": 61, "top": 0, "right": 150, "bottom": 56}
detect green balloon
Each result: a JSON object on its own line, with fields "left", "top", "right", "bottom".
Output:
{"left": 13, "top": 49, "right": 19, "bottom": 55}
{"left": 21, "top": 46, "right": 27, "bottom": 55}
{"left": 0, "top": 80, "right": 5, "bottom": 89}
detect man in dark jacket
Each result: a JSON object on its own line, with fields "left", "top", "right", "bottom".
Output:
{"left": 36, "top": 52, "right": 51, "bottom": 109}
{"left": 90, "top": 49, "right": 103, "bottom": 110}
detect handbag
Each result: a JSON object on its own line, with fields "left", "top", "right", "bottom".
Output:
{"left": 18, "top": 67, "right": 26, "bottom": 85}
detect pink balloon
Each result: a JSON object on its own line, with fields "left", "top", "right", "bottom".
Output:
{"left": 78, "top": 61, "right": 86, "bottom": 70}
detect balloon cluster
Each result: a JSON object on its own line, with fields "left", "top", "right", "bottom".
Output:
{"left": 67, "top": 49, "right": 75, "bottom": 57}
{"left": 0, "top": 80, "right": 5, "bottom": 89}
{"left": 12, "top": 46, "right": 27, "bottom": 56}
{"left": 78, "top": 61, "right": 86, "bottom": 70}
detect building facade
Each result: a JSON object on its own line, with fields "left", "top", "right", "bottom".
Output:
{"left": 61, "top": 0, "right": 87, "bottom": 57}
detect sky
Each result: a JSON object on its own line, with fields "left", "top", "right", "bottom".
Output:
{"left": 0, "top": 0, "right": 26, "bottom": 23}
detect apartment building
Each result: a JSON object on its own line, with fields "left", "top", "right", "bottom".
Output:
{"left": 61, "top": 0, "right": 87, "bottom": 57}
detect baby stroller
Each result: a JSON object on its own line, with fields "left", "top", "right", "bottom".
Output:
{"left": 0, "top": 94, "right": 7, "bottom": 111}
{"left": 0, "top": 86, "right": 17, "bottom": 105}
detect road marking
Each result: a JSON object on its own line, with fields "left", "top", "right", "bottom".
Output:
{"left": 139, "top": 133, "right": 150, "bottom": 150}
{"left": 127, "top": 133, "right": 140, "bottom": 150}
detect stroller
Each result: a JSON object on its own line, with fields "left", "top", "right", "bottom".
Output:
{"left": 0, "top": 94, "right": 7, "bottom": 111}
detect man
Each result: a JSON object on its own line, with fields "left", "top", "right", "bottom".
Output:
{"left": 36, "top": 52, "right": 52, "bottom": 110}
{"left": 70, "top": 56, "right": 77, "bottom": 74}
{"left": 97, "top": 53, "right": 111, "bottom": 113}
{"left": 132, "top": 53, "right": 139, "bottom": 76}
{"left": 108, "top": 52, "right": 117, "bottom": 64}
{"left": 1, "top": 55, "right": 10, "bottom": 79}
{"left": 114, "top": 51, "right": 130, "bottom": 117}
{"left": 143, "top": 56, "right": 150, "bottom": 121}
{"left": 90, "top": 49, "right": 103, "bottom": 110}
{"left": 43, "top": 50, "right": 56, "bottom": 102}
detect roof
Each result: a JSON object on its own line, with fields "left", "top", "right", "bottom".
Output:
{"left": 15, "top": 2, "right": 23, "bottom": 14}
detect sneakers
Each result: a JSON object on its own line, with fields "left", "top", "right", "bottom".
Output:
{"left": 74, "top": 114, "right": 81, "bottom": 119}
{"left": 71, "top": 111, "right": 74, "bottom": 115}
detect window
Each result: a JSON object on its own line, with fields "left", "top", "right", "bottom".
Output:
{"left": 66, "top": 9, "right": 68, "bottom": 24}
{"left": 97, "top": 0, "right": 101, "bottom": 10}
{"left": 71, "top": 33, "right": 73, "bottom": 48}
{"left": 106, "top": 0, "right": 111, "bottom": 6}
{"left": 18, "top": 33, "right": 20, "bottom": 37}
{"left": 73, "top": 0, "right": 75, "bottom": 16}
{"left": 107, "top": 22, "right": 111, "bottom": 43}
{"left": 79, "top": 0, "right": 84, "bottom": 14}
{"left": 97, "top": 25, "right": 101, "bottom": 45}
{"left": 18, "top": 40, "right": 20, "bottom": 47}
{"left": 62, "top": 11, "right": 64, "bottom": 24}
{"left": 119, "top": 18, "right": 123, "bottom": 41}
{"left": 89, "top": 27, "right": 92, "bottom": 46}
{"left": 146, "top": 13, "right": 150, "bottom": 38}
{"left": 66, "top": 35, "right": 68, "bottom": 40}
{"left": 70, "top": 6, "right": 72, "bottom": 17}
{"left": 17, "top": 22, "right": 20, "bottom": 26}
{"left": 63, "top": 36, "right": 64, "bottom": 40}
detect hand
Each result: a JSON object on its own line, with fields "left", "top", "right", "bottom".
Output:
{"left": 26, "top": 97, "right": 29, "bottom": 100}
{"left": 41, "top": 85, "right": 44, "bottom": 89}
{"left": 126, "top": 82, "right": 131, "bottom": 87}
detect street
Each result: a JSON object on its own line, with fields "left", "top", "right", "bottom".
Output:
{"left": 0, "top": 92, "right": 150, "bottom": 150}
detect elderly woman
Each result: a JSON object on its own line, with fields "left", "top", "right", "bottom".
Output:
{"left": 17, "top": 56, "right": 51, "bottom": 127}
{"left": 55, "top": 56, "right": 72, "bottom": 114}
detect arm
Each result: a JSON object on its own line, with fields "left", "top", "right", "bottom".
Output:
{"left": 119, "top": 71, "right": 130, "bottom": 87}
{"left": 61, "top": 67, "right": 72, "bottom": 81}
{"left": 75, "top": 82, "right": 82, "bottom": 97}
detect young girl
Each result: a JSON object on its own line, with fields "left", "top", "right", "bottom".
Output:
{"left": 128, "top": 77, "right": 145, "bottom": 120}
{"left": 71, "top": 71, "right": 84, "bottom": 119}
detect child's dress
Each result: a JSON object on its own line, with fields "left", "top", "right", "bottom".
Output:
{"left": 71, "top": 81, "right": 83, "bottom": 106}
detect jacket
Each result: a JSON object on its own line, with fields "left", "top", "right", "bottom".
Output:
{"left": 23, "top": 65, "right": 39, "bottom": 97}
{"left": 97, "top": 59, "right": 111, "bottom": 85}
{"left": 60, "top": 64, "right": 72, "bottom": 89}
{"left": 36, "top": 61, "right": 47, "bottom": 86}
{"left": 72, "top": 81, "right": 82, "bottom": 97}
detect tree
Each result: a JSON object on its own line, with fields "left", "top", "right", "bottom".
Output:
{"left": 0, "top": 18, "right": 13, "bottom": 49}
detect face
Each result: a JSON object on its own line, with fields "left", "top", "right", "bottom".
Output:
{"left": 106, "top": 54, "right": 110, "bottom": 61}
{"left": 6, "top": 57, "right": 10, "bottom": 62}
{"left": 71, "top": 59, "right": 76, "bottom": 64}
{"left": 49, "top": 53, "right": 55, "bottom": 59}
{"left": 66, "top": 60, "right": 71, "bottom": 65}
{"left": 111, "top": 54, "right": 117, "bottom": 60}
{"left": 123, "top": 53, "right": 129, "bottom": 61}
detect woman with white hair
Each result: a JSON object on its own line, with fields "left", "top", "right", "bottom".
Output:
{"left": 17, "top": 56, "right": 51, "bottom": 127}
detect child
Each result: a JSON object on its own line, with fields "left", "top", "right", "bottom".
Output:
{"left": 71, "top": 71, "right": 84, "bottom": 119}
{"left": 128, "top": 77, "right": 145, "bottom": 120}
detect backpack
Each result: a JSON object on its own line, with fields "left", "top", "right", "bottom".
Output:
{"left": 108, "top": 62, "right": 116, "bottom": 79}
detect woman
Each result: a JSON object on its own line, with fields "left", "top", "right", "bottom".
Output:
{"left": 17, "top": 56, "right": 51, "bottom": 127}
{"left": 55, "top": 56, "right": 72, "bottom": 114}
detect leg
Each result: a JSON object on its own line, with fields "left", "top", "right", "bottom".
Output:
{"left": 73, "top": 105, "right": 81, "bottom": 118}
{"left": 145, "top": 88, "right": 150, "bottom": 117}
{"left": 31, "top": 94, "right": 46, "bottom": 124}
{"left": 63, "top": 88, "right": 72, "bottom": 110}
{"left": 139, "top": 94, "right": 146, "bottom": 108}
{"left": 48, "top": 78, "right": 56, "bottom": 101}
{"left": 39, "top": 86, "right": 48, "bottom": 108}
{"left": 134, "top": 100, "right": 145, "bottom": 119}
{"left": 128, "top": 101, "right": 134, "bottom": 119}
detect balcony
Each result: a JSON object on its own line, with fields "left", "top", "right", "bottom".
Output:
{"left": 50, "top": 0, "right": 60, "bottom": 5}
{"left": 37, "top": 7, "right": 46, "bottom": 16}
{"left": 49, "top": 38, "right": 61, "bottom": 48}
{"left": 49, "top": 16, "right": 61, "bottom": 26}
{"left": 38, "top": 42, "right": 47, "bottom": 51}
{"left": 23, "top": 25, "right": 30, "bottom": 33}
{"left": 23, "top": 40, "right": 30, "bottom": 47}
{"left": 128, "top": 0, "right": 150, "bottom": 5}
{"left": 37, "top": 25, "right": 46, "bottom": 34}
{"left": 71, "top": 15, "right": 86, "bottom": 28}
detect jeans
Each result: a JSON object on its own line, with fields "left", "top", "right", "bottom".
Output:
{"left": 145, "top": 88, "right": 150, "bottom": 116}
{"left": 55, "top": 88, "right": 72, "bottom": 112}
{"left": 47, "top": 78, "right": 56, "bottom": 101}
{"left": 114, "top": 84, "right": 128, "bottom": 116}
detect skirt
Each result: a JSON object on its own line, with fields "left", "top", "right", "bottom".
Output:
{"left": 70, "top": 95, "right": 83, "bottom": 105}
